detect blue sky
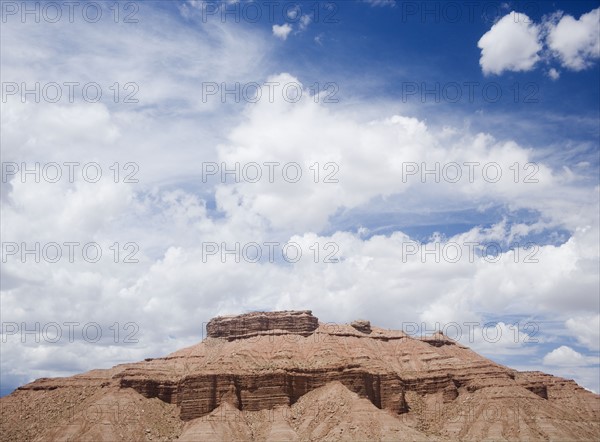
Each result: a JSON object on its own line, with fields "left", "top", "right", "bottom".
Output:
{"left": 1, "top": 0, "right": 599, "bottom": 396}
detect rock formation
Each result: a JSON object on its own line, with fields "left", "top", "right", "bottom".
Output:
{"left": 350, "top": 319, "right": 372, "bottom": 334}
{"left": 1, "top": 310, "right": 599, "bottom": 441}
{"left": 206, "top": 310, "right": 319, "bottom": 340}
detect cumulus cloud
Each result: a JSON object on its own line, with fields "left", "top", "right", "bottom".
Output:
{"left": 537, "top": 345, "right": 600, "bottom": 392}
{"left": 478, "top": 7, "right": 600, "bottom": 75}
{"left": 546, "top": 7, "right": 600, "bottom": 71}
{"left": 272, "top": 23, "right": 293, "bottom": 40}
{"left": 543, "top": 346, "right": 598, "bottom": 366}
{"left": 478, "top": 12, "right": 542, "bottom": 75}
{"left": 213, "top": 74, "right": 596, "bottom": 235}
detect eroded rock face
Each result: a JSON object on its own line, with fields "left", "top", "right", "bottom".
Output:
{"left": 206, "top": 310, "right": 319, "bottom": 340}
{"left": 171, "top": 370, "right": 407, "bottom": 420}
{"left": 2, "top": 310, "right": 599, "bottom": 442}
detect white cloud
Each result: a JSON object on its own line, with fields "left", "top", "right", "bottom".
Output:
{"left": 364, "top": 0, "right": 396, "bottom": 6}
{"left": 565, "top": 314, "right": 600, "bottom": 351}
{"left": 543, "top": 346, "right": 598, "bottom": 367}
{"left": 0, "top": 8, "right": 271, "bottom": 183}
{"left": 462, "top": 322, "right": 537, "bottom": 356}
{"left": 548, "top": 68, "right": 560, "bottom": 80}
{"left": 546, "top": 8, "right": 600, "bottom": 71}
{"left": 478, "top": 7, "right": 600, "bottom": 76}
{"left": 299, "top": 14, "right": 312, "bottom": 31}
{"left": 272, "top": 23, "right": 293, "bottom": 41}
{"left": 271, "top": 14, "right": 311, "bottom": 40}
{"left": 286, "top": 5, "right": 301, "bottom": 20}
{"left": 213, "top": 74, "right": 596, "bottom": 235}
{"left": 478, "top": 11, "right": 542, "bottom": 75}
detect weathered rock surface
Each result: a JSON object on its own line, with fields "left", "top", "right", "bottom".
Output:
{"left": 1, "top": 310, "right": 599, "bottom": 441}
{"left": 206, "top": 310, "right": 319, "bottom": 340}
{"left": 350, "top": 319, "right": 372, "bottom": 334}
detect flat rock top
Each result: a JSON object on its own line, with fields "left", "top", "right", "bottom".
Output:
{"left": 206, "top": 310, "right": 319, "bottom": 339}
{"left": 212, "top": 310, "right": 314, "bottom": 320}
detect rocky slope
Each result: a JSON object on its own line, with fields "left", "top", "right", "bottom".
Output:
{"left": 1, "top": 310, "right": 599, "bottom": 441}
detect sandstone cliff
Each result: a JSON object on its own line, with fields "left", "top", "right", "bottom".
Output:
{"left": 1, "top": 310, "right": 598, "bottom": 441}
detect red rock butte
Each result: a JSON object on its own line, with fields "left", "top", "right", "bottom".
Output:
{"left": 1, "top": 310, "right": 599, "bottom": 441}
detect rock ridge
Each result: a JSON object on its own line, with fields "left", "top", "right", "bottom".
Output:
{"left": 2, "top": 309, "right": 599, "bottom": 442}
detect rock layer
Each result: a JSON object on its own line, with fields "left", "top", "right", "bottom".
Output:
{"left": 206, "top": 310, "right": 319, "bottom": 340}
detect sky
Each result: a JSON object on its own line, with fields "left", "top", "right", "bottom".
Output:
{"left": 1, "top": 0, "right": 599, "bottom": 396}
